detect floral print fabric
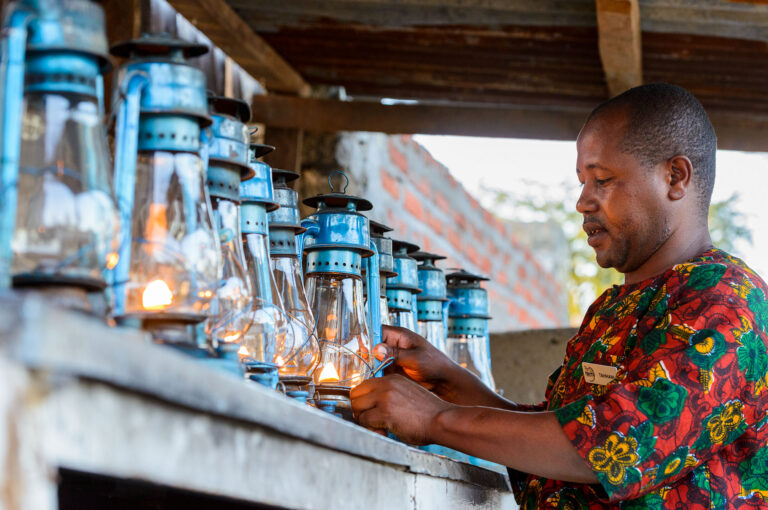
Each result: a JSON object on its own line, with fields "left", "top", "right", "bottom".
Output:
{"left": 514, "top": 249, "right": 768, "bottom": 509}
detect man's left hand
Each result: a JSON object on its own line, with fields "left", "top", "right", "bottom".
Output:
{"left": 350, "top": 374, "right": 453, "bottom": 445}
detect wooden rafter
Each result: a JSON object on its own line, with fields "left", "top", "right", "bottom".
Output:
{"left": 595, "top": 0, "right": 643, "bottom": 97}
{"left": 165, "top": 0, "right": 310, "bottom": 95}
{"left": 251, "top": 94, "right": 768, "bottom": 152}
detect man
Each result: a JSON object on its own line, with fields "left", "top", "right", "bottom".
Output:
{"left": 351, "top": 83, "right": 768, "bottom": 508}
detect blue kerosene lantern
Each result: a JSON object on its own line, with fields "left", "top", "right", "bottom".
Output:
{"left": 238, "top": 143, "right": 293, "bottom": 388}
{"left": 203, "top": 94, "right": 255, "bottom": 373}
{"left": 386, "top": 239, "right": 421, "bottom": 332}
{"left": 110, "top": 33, "right": 221, "bottom": 350}
{"left": 446, "top": 269, "right": 496, "bottom": 390}
{"left": 413, "top": 251, "right": 449, "bottom": 353}
{"left": 301, "top": 172, "right": 380, "bottom": 417}
{"left": 0, "top": 0, "right": 119, "bottom": 306}
{"left": 267, "top": 167, "right": 321, "bottom": 401}
{"left": 369, "top": 220, "right": 397, "bottom": 329}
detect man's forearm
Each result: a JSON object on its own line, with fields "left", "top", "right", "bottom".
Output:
{"left": 437, "top": 365, "right": 541, "bottom": 412}
{"left": 429, "top": 406, "right": 598, "bottom": 484}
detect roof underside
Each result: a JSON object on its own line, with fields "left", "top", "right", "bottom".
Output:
{"left": 227, "top": 0, "right": 768, "bottom": 116}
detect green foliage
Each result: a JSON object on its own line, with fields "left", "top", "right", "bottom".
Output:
{"left": 709, "top": 193, "right": 753, "bottom": 253}
{"left": 483, "top": 182, "right": 753, "bottom": 325}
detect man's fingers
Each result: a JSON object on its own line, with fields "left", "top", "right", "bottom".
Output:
{"left": 357, "top": 408, "right": 389, "bottom": 431}
{"left": 349, "top": 378, "right": 377, "bottom": 400}
{"left": 350, "top": 388, "right": 380, "bottom": 415}
{"left": 373, "top": 343, "right": 390, "bottom": 361}
{"left": 381, "top": 325, "right": 418, "bottom": 349}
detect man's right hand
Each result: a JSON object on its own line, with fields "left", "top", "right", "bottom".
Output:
{"left": 375, "top": 326, "right": 513, "bottom": 408}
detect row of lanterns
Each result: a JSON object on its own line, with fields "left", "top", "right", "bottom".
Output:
{"left": 0, "top": 0, "right": 496, "bottom": 417}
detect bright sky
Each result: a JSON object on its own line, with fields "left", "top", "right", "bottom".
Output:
{"left": 414, "top": 135, "right": 768, "bottom": 279}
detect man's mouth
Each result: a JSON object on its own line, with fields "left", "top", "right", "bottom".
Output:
{"left": 583, "top": 222, "right": 608, "bottom": 246}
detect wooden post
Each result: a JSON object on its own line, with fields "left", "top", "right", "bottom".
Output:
{"left": 595, "top": 0, "right": 643, "bottom": 97}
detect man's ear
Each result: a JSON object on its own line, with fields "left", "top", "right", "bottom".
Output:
{"left": 666, "top": 155, "right": 693, "bottom": 201}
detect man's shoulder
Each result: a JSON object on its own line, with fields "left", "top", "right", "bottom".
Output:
{"left": 666, "top": 248, "right": 768, "bottom": 306}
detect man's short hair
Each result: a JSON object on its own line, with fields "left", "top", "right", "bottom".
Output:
{"left": 586, "top": 83, "right": 717, "bottom": 214}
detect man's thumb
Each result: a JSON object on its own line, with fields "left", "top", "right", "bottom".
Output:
{"left": 373, "top": 343, "right": 390, "bottom": 361}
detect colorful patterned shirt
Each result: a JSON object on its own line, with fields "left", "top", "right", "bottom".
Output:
{"left": 512, "top": 249, "right": 768, "bottom": 509}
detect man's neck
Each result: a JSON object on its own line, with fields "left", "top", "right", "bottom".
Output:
{"left": 623, "top": 225, "right": 713, "bottom": 285}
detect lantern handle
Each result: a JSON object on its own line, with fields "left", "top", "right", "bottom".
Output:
{"left": 0, "top": 5, "right": 35, "bottom": 288}
{"left": 328, "top": 170, "right": 349, "bottom": 194}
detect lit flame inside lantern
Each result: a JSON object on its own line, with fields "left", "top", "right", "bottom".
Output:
{"left": 349, "top": 372, "right": 362, "bottom": 387}
{"left": 142, "top": 279, "right": 173, "bottom": 310}
{"left": 275, "top": 355, "right": 285, "bottom": 367}
{"left": 221, "top": 331, "right": 241, "bottom": 343}
{"left": 105, "top": 252, "right": 119, "bottom": 269}
{"left": 318, "top": 362, "right": 340, "bottom": 384}
{"left": 237, "top": 345, "right": 249, "bottom": 359}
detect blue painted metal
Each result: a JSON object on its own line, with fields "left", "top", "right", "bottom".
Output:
{"left": 386, "top": 240, "right": 421, "bottom": 292}
{"left": 386, "top": 288, "right": 413, "bottom": 312}
{"left": 413, "top": 252, "right": 449, "bottom": 324}
{"left": 0, "top": 4, "right": 34, "bottom": 289}
{"left": 385, "top": 239, "right": 421, "bottom": 316}
{"left": 111, "top": 33, "right": 212, "bottom": 319}
{"left": 112, "top": 70, "right": 149, "bottom": 311}
{"left": 365, "top": 239, "right": 381, "bottom": 351}
{"left": 240, "top": 147, "right": 277, "bottom": 211}
{"left": 369, "top": 220, "right": 396, "bottom": 279}
{"left": 248, "top": 365, "right": 280, "bottom": 390}
{"left": 268, "top": 168, "right": 305, "bottom": 256}
{"left": 301, "top": 172, "right": 380, "bottom": 384}
{"left": 207, "top": 95, "right": 252, "bottom": 180}
{"left": 0, "top": 0, "right": 111, "bottom": 288}
{"left": 446, "top": 269, "right": 491, "bottom": 319}
{"left": 286, "top": 390, "right": 309, "bottom": 404}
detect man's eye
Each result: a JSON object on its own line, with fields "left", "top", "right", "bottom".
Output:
{"left": 596, "top": 178, "right": 611, "bottom": 186}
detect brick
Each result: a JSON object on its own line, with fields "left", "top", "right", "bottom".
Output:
{"left": 508, "top": 301, "right": 518, "bottom": 316}
{"left": 496, "top": 271, "right": 509, "bottom": 287}
{"left": 454, "top": 212, "right": 468, "bottom": 231}
{"left": 421, "top": 235, "right": 432, "bottom": 252}
{"left": 466, "top": 244, "right": 480, "bottom": 267}
{"left": 517, "top": 264, "right": 527, "bottom": 281}
{"left": 488, "top": 289, "right": 500, "bottom": 303}
{"left": 381, "top": 169, "right": 400, "bottom": 199}
{"left": 400, "top": 134, "right": 411, "bottom": 145}
{"left": 404, "top": 190, "right": 424, "bottom": 221}
{"left": 426, "top": 212, "right": 444, "bottom": 235}
{"left": 471, "top": 224, "right": 484, "bottom": 243}
{"left": 447, "top": 227, "right": 462, "bottom": 251}
{"left": 388, "top": 140, "right": 408, "bottom": 173}
{"left": 434, "top": 192, "right": 452, "bottom": 215}
{"left": 480, "top": 256, "right": 492, "bottom": 275}
{"left": 483, "top": 210, "right": 493, "bottom": 224}
{"left": 488, "top": 239, "right": 499, "bottom": 256}
{"left": 416, "top": 177, "right": 432, "bottom": 199}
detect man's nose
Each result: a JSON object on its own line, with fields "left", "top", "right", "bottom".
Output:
{"left": 576, "top": 183, "right": 598, "bottom": 214}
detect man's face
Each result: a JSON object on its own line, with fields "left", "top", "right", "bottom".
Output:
{"left": 576, "top": 112, "right": 672, "bottom": 274}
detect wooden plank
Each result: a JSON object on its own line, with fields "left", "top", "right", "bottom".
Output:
{"left": 252, "top": 94, "right": 591, "bottom": 141}
{"left": 263, "top": 127, "right": 304, "bottom": 173}
{"left": 595, "top": 0, "right": 643, "bottom": 97}
{"left": 251, "top": 94, "right": 768, "bottom": 152}
{"left": 102, "top": 0, "right": 142, "bottom": 115}
{"left": 165, "top": 0, "right": 310, "bottom": 95}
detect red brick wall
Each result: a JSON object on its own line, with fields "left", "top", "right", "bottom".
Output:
{"left": 338, "top": 133, "right": 568, "bottom": 332}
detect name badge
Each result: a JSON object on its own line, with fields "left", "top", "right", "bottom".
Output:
{"left": 582, "top": 362, "right": 618, "bottom": 386}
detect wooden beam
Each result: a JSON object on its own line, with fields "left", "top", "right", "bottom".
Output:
{"left": 165, "top": 0, "right": 310, "bottom": 95}
{"left": 263, "top": 127, "right": 304, "bottom": 173}
{"left": 595, "top": 0, "right": 642, "bottom": 97}
{"left": 252, "top": 94, "right": 768, "bottom": 152}
{"left": 252, "top": 94, "right": 591, "bottom": 141}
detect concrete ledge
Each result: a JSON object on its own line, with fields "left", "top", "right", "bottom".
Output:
{"left": 0, "top": 294, "right": 515, "bottom": 509}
